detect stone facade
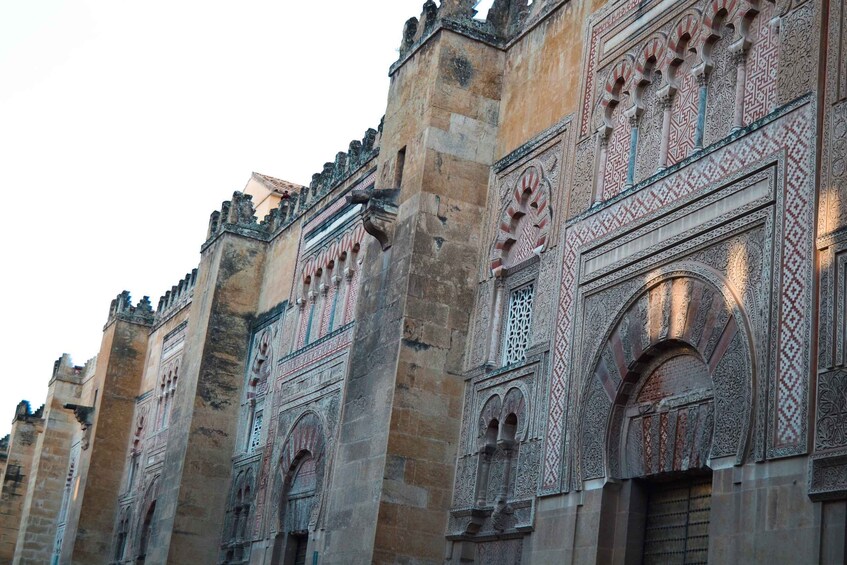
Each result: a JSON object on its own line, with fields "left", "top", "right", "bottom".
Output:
{"left": 0, "top": 403, "right": 44, "bottom": 563}
{"left": 0, "top": 0, "right": 842, "bottom": 563}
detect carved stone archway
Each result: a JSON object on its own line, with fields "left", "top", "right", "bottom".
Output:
{"left": 576, "top": 269, "right": 755, "bottom": 483}
{"left": 270, "top": 411, "right": 327, "bottom": 565}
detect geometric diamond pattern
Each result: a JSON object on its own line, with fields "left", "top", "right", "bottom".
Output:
{"left": 543, "top": 103, "right": 815, "bottom": 490}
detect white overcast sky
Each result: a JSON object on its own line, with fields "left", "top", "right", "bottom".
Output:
{"left": 0, "top": 0, "right": 496, "bottom": 425}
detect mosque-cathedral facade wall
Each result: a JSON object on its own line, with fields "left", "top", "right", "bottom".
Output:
{"left": 0, "top": 0, "right": 843, "bottom": 563}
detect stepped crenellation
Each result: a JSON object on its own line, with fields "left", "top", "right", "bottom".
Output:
{"left": 12, "top": 401, "right": 44, "bottom": 421}
{"left": 206, "top": 126, "right": 380, "bottom": 245}
{"left": 398, "top": 0, "right": 544, "bottom": 58}
{"left": 107, "top": 291, "right": 155, "bottom": 326}
{"left": 154, "top": 269, "right": 199, "bottom": 325}
{"left": 50, "top": 353, "right": 88, "bottom": 383}
{"left": 14, "top": 401, "right": 31, "bottom": 419}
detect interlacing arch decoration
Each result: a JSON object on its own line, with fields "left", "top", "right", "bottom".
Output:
{"left": 157, "top": 359, "right": 179, "bottom": 429}
{"left": 596, "top": 56, "right": 635, "bottom": 200}
{"left": 574, "top": 269, "right": 755, "bottom": 484}
{"left": 697, "top": 0, "right": 780, "bottom": 55}
{"left": 297, "top": 224, "right": 366, "bottom": 345}
{"left": 593, "top": 0, "right": 781, "bottom": 202}
{"left": 701, "top": 0, "right": 740, "bottom": 39}
{"left": 490, "top": 165, "right": 552, "bottom": 274}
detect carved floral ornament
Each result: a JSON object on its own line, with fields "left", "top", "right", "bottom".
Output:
{"left": 490, "top": 165, "right": 553, "bottom": 276}
{"left": 816, "top": 369, "right": 847, "bottom": 451}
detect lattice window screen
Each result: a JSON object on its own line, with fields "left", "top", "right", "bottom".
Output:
{"left": 503, "top": 283, "right": 534, "bottom": 365}
{"left": 249, "top": 411, "right": 264, "bottom": 452}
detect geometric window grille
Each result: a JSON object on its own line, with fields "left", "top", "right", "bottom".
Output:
{"left": 502, "top": 283, "right": 534, "bottom": 366}
{"left": 249, "top": 411, "right": 264, "bottom": 452}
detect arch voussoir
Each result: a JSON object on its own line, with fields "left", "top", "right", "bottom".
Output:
{"left": 577, "top": 270, "right": 754, "bottom": 484}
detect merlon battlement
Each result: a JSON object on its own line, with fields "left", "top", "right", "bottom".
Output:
{"left": 107, "top": 291, "right": 155, "bottom": 326}
{"left": 397, "top": 0, "right": 559, "bottom": 60}
{"left": 12, "top": 400, "right": 44, "bottom": 423}
{"left": 155, "top": 269, "right": 199, "bottom": 324}
{"left": 206, "top": 126, "right": 381, "bottom": 245}
{"left": 50, "top": 353, "right": 89, "bottom": 384}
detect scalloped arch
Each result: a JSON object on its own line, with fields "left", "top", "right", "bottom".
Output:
{"left": 303, "top": 225, "right": 365, "bottom": 284}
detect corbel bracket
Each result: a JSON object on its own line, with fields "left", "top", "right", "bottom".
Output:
{"left": 348, "top": 188, "right": 401, "bottom": 251}
{"left": 64, "top": 403, "right": 95, "bottom": 450}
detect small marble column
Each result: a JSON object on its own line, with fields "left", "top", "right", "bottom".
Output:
{"left": 593, "top": 128, "right": 611, "bottom": 204}
{"left": 692, "top": 65, "right": 710, "bottom": 151}
{"left": 496, "top": 439, "right": 516, "bottom": 505}
{"left": 624, "top": 106, "right": 641, "bottom": 188}
{"left": 475, "top": 444, "right": 496, "bottom": 507}
{"left": 487, "top": 275, "right": 507, "bottom": 368}
{"left": 730, "top": 40, "right": 749, "bottom": 131}
{"left": 657, "top": 85, "right": 676, "bottom": 171}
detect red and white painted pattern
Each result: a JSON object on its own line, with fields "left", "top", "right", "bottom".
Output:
{"left": 666, "top": 12, "right": 701, "bottom": 66}
{"left": 579, "top": 0, "right": 641, "bottom": 138}
{"left": 701, "top": 0, "right": 738, "bottom": 35}
{"left": 491, "top": 166, "right": 552, "bottom": 272}
{"left": 635, "top": 35, "right": 667, "bottom": 81}
{"left": 341, "top": 271, "right": 356, "bottom": 325}
{"left": 543, "top": 103, "right": 815, "bottom": 490}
